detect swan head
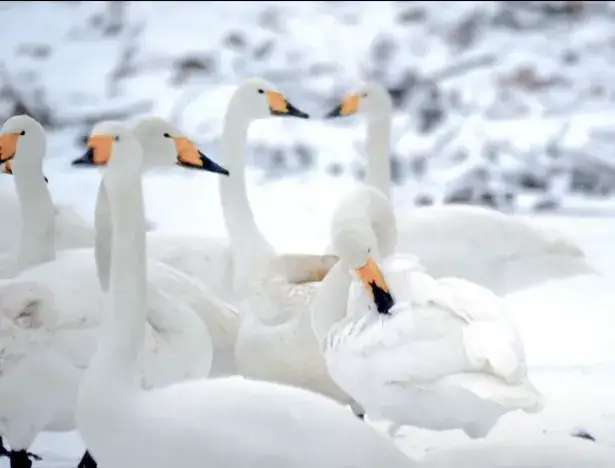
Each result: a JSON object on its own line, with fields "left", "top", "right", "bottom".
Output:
{"left": 0, "top": 114, "right": 46, "bottom": 175}
{"left": 131, "top": 117, "right": 228, "bottom": 174}
{"left": 326, "top": 82, "right": 392, "bottom": 122}
{"left": 72, "top": 120, "right": 122, "bottom": 167}
{"left": 96, "top": 124, "right": 144, "bottom": 188}
{"left": 229, "top": 78, "right": 309, "bottom": 121}
{"left": 333, "top": 220, "right": 395, "bottom": 316}
{"left": 73, "top": 118, "right": 229, "bottom": 176}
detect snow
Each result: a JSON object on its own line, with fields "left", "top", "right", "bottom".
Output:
{"left": 2, "top": 1, "right": 615, "bottom": 467}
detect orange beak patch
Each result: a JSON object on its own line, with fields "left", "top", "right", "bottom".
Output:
{"left": 0, "top": 132, "right": 19, "bottom": 163}
{"left": 173, "top": 137, "right": 203, "bottom": 168}
{"left": 340, "top": 94, "right": 360, "bottom": 116}
{"left": 356, "top": 257, "right": 395, "bottom": 315}
{"left": 87, "top": 135, "right": 113, "bottom": 165}
{"left": 267, "top": 91, "right": 289, "bottom": 114}
{"left": 357, "top": 258, "right": 389, "bottom": 295}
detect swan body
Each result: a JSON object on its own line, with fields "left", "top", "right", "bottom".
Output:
{"left": 77, "top": 125, "right": 414, "bottom": 468}
{"left": 0, "top": 116, "right": 92, "bottom": 278}
{"left": 0, "top": 117, "right": 230, "bottom": 459}
{"left": 316, "top": 187, "right": 543, "bottom": 438}
{"left": 327, "top": 83, "right": 593, "bottom": 295}
{"left": 218, "top": 79, "right": 349, "bottom": 402}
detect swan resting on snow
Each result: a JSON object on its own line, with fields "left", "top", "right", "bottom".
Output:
{"left": 313, "top": 186, "right": 543, "bottom": 438}
{"left": 76, "top": 124, "right": 416, "bottom": 468}
{"left": 0, "top": 116, "right": 231, "bottom": 468}
{"left": 326, "top": 83, "right": 593, "bottom": 295}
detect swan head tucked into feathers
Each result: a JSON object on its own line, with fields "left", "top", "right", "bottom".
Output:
{"left": 73, "top": 118, "right": 228, "bottom": 176}
{"left": 331, "top": 188, "right": 397, "bottom": 315}
{"left": 228, "top": 78, "right": 309, "bottom": 121}
{"left": 0, "top": 115, "right": 46, "bottom": 175}
{"left": 326, "top": 82, "right": 392, "bottom": 122}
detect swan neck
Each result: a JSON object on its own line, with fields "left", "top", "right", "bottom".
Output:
{"left": 99, "top": 177, "right": 147, "bottom": 384}
{"left": 13, "top": 155, "right": 55, "bottom": 271}
{"left": 311, "top": 261, "right": 352, "bottom": 347}
{"left": 366, "top": 115, "right": 391, "bottom": 199}
{"left": 219, "top": 100, "right": 275, "bottom": 293}
{"left": 94, "top": 182, "right": 112, "bottom": 291}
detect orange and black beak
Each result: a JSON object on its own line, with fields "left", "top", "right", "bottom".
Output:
{"left": 168, "top": 135, "right": 229, "bottom": 175}
{"left": 326, "top": 93, "right": 360, "bottom": 118}
{"left": 266, "top": 91, "right": 309, "bottom": 119}
{"left": 356, "top": 258, "right": 394, "bottom": 315}
{"left": 0, "top": 132, "right": 20, "bottom": 165}
{"left": 72, "top": 135, "right": 113, "bottom": 166}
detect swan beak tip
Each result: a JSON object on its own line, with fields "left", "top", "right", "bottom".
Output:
{"left": 325, "top": 105, "right": 342, "bottom": 119}
{"left": 286, "top": 102, "right": 310, "bottom": 119}
{"left": 71, "top": 148, "right": 95, "bottom": 166}
{"left": 198, "top": 151, "right": 229, "bottom": 176}
{"left": 177, "top": 151, "right": 229, "bottom": 176}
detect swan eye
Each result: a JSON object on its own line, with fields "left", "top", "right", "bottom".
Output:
{"left": 114, "top": 135, "right": 120, "bottom": 142}
{"left": 361, "top": 93, "right": 368, "bottom": 98}
{"left": 257, "top": 89, "right": 264, "bottom": 94}
{"left": 20, "top": 130, "right": 25, "bottom": 135}
{"left": 163, "top": 133, "right": 171, "bottom": 138}
{"left": 367, "top": 248, "right": 371, "bottom": 254}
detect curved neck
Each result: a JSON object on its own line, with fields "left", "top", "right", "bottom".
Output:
{"left": 311, "top": 261, "right": 352, "bottom": 348}
{"left": 219, "top": 98, "right": 275, "bottom": 294}
{"left": 13, "top": 156, "right": 55, "bottom": 271}
{"left": 365, "top": 115, "right": 391, "bottom": 199}
{"left": 97, "top": 177, "right": 146, "bottom": 385}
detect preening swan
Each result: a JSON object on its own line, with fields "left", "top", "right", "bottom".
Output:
{"left": 314, "top": 186, "right": 543, "bottom": 438}
{"left": 326, "top": 83, "right": 593, "bottom": 294}
{"left": 220, "top": 78, "right": 349, "bottom": 402}
{"left": 74, "top": 118, "right": 239, "bottom": 375}
{"left": 0, "top": 116, "right": 92, "bottom": 278}
{"left": 76, "top": 125, "right": 416, "bottom": 468}
{"left": 0, "top": 120, "right": 230, "bottom": 468}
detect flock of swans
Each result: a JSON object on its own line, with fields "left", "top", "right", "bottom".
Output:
{"left": 0, "top": 78, "right": 595, "bottom": 468}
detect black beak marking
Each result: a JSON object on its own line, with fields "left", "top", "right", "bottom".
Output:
{"left": 179, "top": 151, "right": 229, "bottom": 176}
{"left": 72, "top": 148, "right": 95, "bottom": 166}
{"left": 271, "top": 101, "right": 310, "bottom": 119}
{"left": 370, "top": 281, "right": 395, "bottom": 315}
{"left": 326, "top": 104, "right": 343, "bottom": 119}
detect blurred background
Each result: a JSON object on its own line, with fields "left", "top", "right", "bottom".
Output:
{"left": 2, "top": 0, "right": 615, "bottom": 216}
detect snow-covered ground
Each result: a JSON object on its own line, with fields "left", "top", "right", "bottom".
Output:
{"left": 3, "top": 141, "right": 615, "bottom": 468}
{"left": 3, "top": 1, "right": 615, "bottom": 467}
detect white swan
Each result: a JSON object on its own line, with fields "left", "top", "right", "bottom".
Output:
{"left": 0, "top": 120, "right": 231, "bottom": 468}
{"left": 0, "top": 116, "right": 92, "bottom": 278}
{"left": 74, "top": 118, "right": 240, "bottom": 375}
{"left": 326, "top": 83, "right": 593, "bottom": 294}
{"left": 76, "top": 125, "right": 416, "bottom": 468}
{"left": 75, "top": 117, "right": 235, "bottom": 303}
{"left": 313, "top": 186, "right": 543, "bottom": 439}
{"left": 216, "top": 78, "right": 350, "bottom": 402}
